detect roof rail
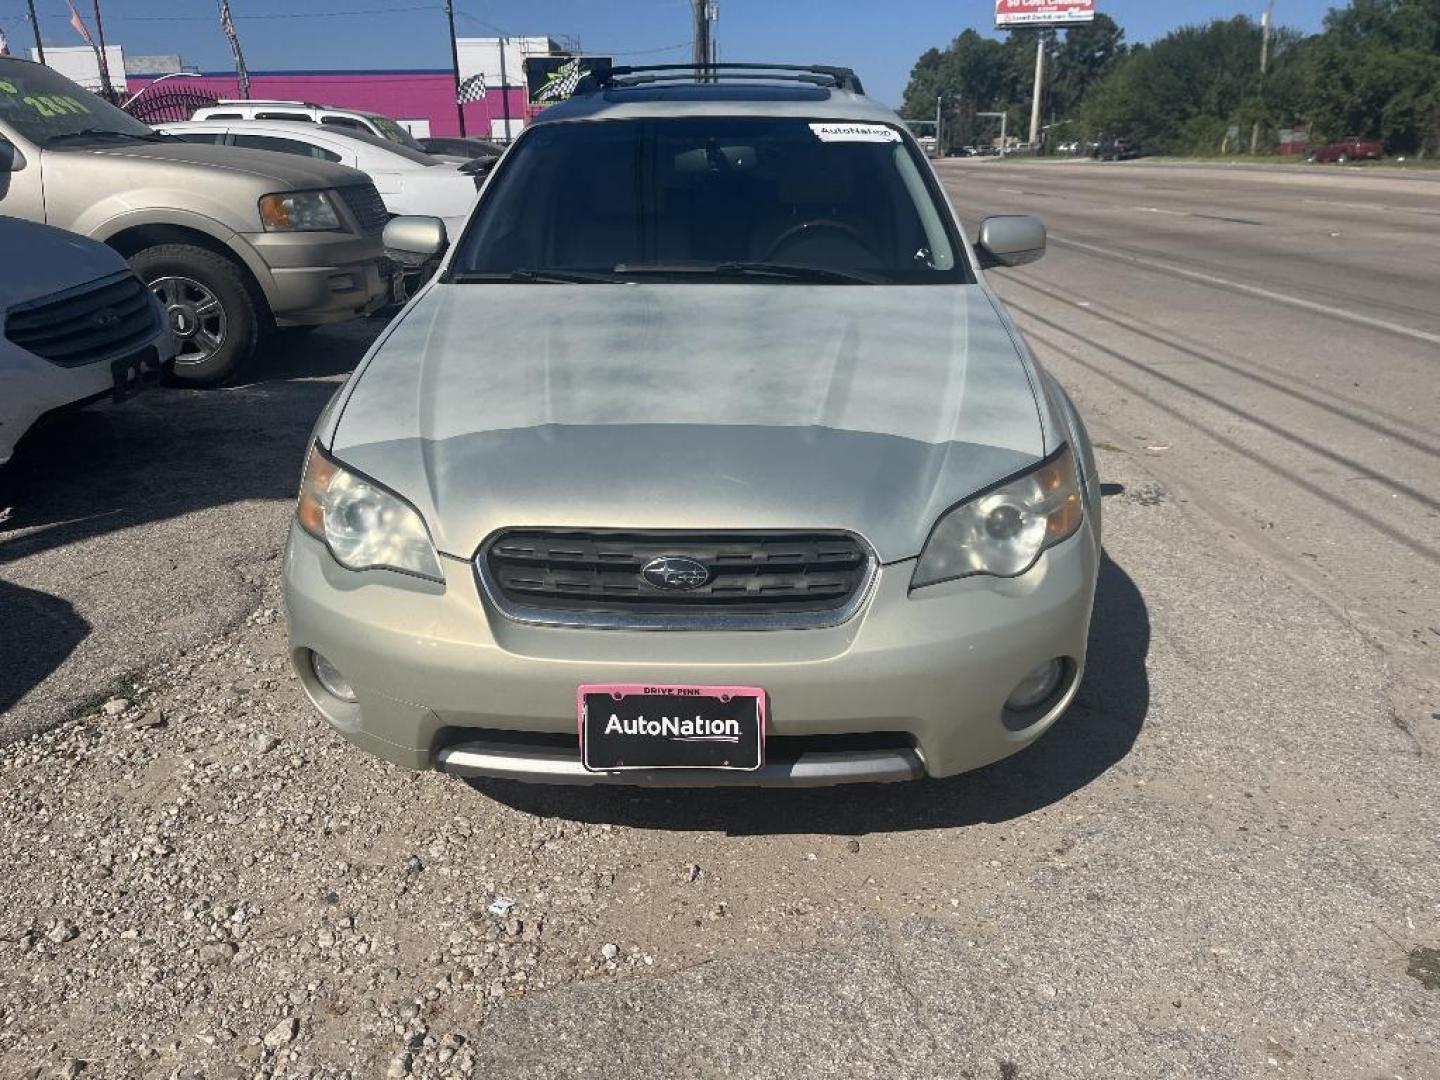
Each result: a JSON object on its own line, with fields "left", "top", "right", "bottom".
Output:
{"left": 575, "top": 62, "right": 864, "bottom": 96}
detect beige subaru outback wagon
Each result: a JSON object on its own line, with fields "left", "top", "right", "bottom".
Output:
{"left": 283, "top": 63, "right": 1101, "bottom": 787}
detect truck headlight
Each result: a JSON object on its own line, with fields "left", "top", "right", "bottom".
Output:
{"left": 259, "top": 190, "right": 342, "bottom": 232}
{"left": 912, "top": 445, "right": 1083, "bottom": 588}
{"left": 297, "top": 444, "right": 443, "bottom": 581}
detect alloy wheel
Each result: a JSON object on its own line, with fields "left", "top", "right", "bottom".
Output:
{"left": 150, "top": 275, "right": 228, "bottom": 368}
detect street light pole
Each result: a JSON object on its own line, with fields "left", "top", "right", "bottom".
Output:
{"left": 443, "top": 0, "right": 466, "bottom": 136}
{"left": 92, "top": 0, "right": 115, "bottom": 99}
{"left": 26, "top": 0, "right": 45, "bottom": 64}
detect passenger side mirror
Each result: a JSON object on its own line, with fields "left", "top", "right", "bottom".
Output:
{"left": 384, "top": 215, "right": 448, "bottom": 258}
{"left": 0, "top": 137, "right": 26, "bottom": 172}
{"left": 975, "top": 214, "right": 1045, "bottom": 269}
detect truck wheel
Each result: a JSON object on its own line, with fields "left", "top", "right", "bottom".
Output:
{"left": 1337, "top": 152, "right": 1350, "bottom": 164}
{"left": 129, "top": 244, "right": 261, "bottom": 386}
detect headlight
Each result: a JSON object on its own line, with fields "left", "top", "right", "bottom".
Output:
{"left": 296, "top": 443, "right": 443, "bottom": 581}
{"left": 259, "top": 190, "right": 342, "bottom": 232}
{"left": 912, "top": 445, "right": 1083, "bottom": 589}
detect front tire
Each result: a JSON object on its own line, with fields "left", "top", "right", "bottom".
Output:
{"left": 1337, "top": 152, "right": 1350, "bottom": 164}
{"left": 130, "top": 244, "right": 261, "bottom": 386}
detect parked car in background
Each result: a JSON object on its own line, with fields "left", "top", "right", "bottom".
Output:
{"left": 283, "top": 63, "right": 1101, "bottom": 788}
{"left": 1093, "top": 137, "right": 1142, "bottom": 161}
{"left": 419, "top": 135, "right": 505, "bottom": 162}
{"left": 161, "top": 120, "right": 480, "bottom": 239}
{"left": 1307, "top": 137, "right": 1382, "bottom": 163}
{"left": 190, "top": 99, "right": 427, "bottom": 152}
{"left": 0, "top": 56, "right": 397, "bottom": 384}
{"left": 2, "top": 216, "right": 173, "bottom": 466}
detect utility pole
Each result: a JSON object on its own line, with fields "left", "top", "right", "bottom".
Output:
{"left": 692, "top": 0, "right": 712, "bottom": 78}
{"left": 1249, "top": 0, "right": 1275, "bottom": 154}
{"left": 443, "top": 0, "right": 465, "bottom": 135}
{"left": 1027, "top": 34, "right": 1045, "bottom": 149}
{"left": 92, "top": 0, "right": 114, "bottom": 99}
{"left": 498, "top": 38, "right": 511, "bottom": 142}
{"left": 935, "top": 95, "right": 942, "bottom": 154}
{"left": 26, "top": 0, "right": 44, "bottom": 64}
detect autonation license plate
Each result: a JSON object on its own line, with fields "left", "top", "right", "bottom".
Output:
{"left": 579, "top": 684, "right": 766, "bottom": 772}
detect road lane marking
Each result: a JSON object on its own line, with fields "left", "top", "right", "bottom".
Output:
{"left": 1049, "top": 234, "right": 1440, "bottom": 347}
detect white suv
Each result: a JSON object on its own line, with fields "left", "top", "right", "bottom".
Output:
{"left": 190, "top": 100, "right": 425, "bottom": 152}
{"left": 1, "top": 216, "right": 173, "bottom": 466}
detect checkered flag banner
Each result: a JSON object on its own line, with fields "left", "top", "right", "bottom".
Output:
{"left": 536, "top": 57, "right": 584, "bottom": 104}
{"left": 457, "top": 73, "right": 487, "bottom": 104}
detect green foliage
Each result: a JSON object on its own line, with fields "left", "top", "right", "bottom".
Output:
{"left": 901, "top": 0, "right": 1440, "bottom": 156}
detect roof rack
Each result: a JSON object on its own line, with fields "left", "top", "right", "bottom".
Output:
{"left": 575, "top": 63, "right": 865, "bottom": 97}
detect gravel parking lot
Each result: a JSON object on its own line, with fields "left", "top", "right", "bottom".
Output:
{"left": 1, "top": 161, "right": 1437, "bottom": 1079}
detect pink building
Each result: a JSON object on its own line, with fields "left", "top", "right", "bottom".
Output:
{"left": 126, "top": 68, "right": 533, "bottom": 139}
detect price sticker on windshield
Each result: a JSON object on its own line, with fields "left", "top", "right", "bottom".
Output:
{"left": 809, "top": 122, "right": 902, "bottom": 144}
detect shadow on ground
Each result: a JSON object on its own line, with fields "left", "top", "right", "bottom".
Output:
{"left": 0, "top": 579, "right": 90, "bottom": 715}
{"left": 0, "top": 320, "right": 383, "bottom": 566}
{"left": 472, "top": 551, "right": 1149, "bottom": 835}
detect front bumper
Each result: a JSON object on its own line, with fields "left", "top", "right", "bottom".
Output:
{"left": 243, "top": 231, "right": 388, "bottom": 326}
{"left": 0, "top": 328, "right": 173, "bottom": 466}
{"left": 282, "top": 523, "right": 1099, "bottom": 785}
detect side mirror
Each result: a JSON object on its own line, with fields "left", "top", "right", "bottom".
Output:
{"left": 383, "top": 215, "right": 448, "bottom": 258}
{"left": 975, "top": 214, "right": 1045, "bottom": 269}
{"left": 0, "top": 137, "right": 27, "bottom": 172}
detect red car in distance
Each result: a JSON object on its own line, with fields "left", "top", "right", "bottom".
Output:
{"left": 1307, "top": 136, "right": 1383, "bottom": 163}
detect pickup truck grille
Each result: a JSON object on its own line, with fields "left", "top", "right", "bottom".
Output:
{"left": 479, "top": 529, "right": 876, "bottom": 630}
{"left": 5, "top": 272, "right": 159, "bottom": 368}
{"left": 337, "top": 182, "right": 389, "bottom": 236}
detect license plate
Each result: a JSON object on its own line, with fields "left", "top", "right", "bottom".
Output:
{"left": 111, "top": 348, "right": 162, "bottom": 403}
{"left": 579, "top": 684, "right": 766, "bottom": 772}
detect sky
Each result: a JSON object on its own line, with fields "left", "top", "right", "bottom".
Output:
{"left": 2, "top": 0, "right": 1340, "bottom": 108}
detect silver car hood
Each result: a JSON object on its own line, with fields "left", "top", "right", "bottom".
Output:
{"left": 330, "top": 283, "right": 1045, "bottom": 563}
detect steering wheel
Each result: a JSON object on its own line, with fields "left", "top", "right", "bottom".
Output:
{"left": 761, "top": 219, "right": 875, "bottom": 262}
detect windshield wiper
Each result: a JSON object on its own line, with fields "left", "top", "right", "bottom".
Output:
{"left": 613, "top": 261, "right": 876, "bottom": 284}
{"left": 449, "top": 269, "right": 619, "bottom": 285}
{"left": 45, "top": 129, "right": 169, "bottom": 146}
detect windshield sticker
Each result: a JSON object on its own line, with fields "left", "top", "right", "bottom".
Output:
{"left": 809, "top": 122, "right": 901, "bottom": 144}
{"left": 23, "top": 95, "right": 91, "bottom": 118}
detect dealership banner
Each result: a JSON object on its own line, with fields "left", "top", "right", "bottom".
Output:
{"left": 995, "top": 0, "right": 1096, "bottom": 27}
{"left": 524, "top": 55, "right": 613, "bottom": 107}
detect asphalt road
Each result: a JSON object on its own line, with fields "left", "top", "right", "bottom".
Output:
{"left": 940, "top": 158, "right": 1440, "bottom": 747}
{"left": 0, "top": 161, "right": 1437, "bottom": 1078}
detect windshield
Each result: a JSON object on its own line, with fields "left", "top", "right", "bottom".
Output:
{"left": 0, "top": 61, "right": 158, "bottom": 145}
{"left": 366, "top": 113, "right": 423, "bottom": 151}
{"left": 449, "top": 116, "right": 968, "bottom": 285}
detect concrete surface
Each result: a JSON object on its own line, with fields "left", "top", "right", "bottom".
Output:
{"left": 0, "top": 160, "right": 1436, "bottom": 1078}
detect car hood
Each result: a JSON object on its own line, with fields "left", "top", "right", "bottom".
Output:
{"left": 0, "top": 216, "right": 127, "bottom": 307}
{"left": 330, "top": 283, "right": 1046, "bottom": 563}
{"left": 47, "top": 140, "right": 367, "bottom": 189}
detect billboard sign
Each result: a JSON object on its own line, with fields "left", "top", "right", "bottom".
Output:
{"left": 995, "top": 0, "right": 1096, "bottom": 28}
{"left": 524, "top": 55, "right": 613, "bottom": 108}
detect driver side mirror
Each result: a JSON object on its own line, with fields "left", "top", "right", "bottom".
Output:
{"left": 975, "top": 214, "right": 1045, "bottom": 269}
{"left": 383, "top": 215, "right": 448, "bottom": 259}
{"left": 0, "top": 137, "right": 27, "bottom": 172}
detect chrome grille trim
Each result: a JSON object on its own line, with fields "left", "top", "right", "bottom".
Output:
{"left": 475, "top": 528, "right": 879, "bottom": 631}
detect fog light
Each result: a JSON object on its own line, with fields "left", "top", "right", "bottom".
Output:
{"left": 1004, "top": 659, "right": 1063, "bottom": 711}
{"left": 311, "top": 651, "right": 357, "bottom": 703}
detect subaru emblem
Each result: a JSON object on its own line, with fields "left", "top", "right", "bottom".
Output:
{"left": 641, "top": 555, "right": 711, "bottom": 591}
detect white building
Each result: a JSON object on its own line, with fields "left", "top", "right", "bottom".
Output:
{"left": 29, "top": 44, "right": 128, "bottom": 93}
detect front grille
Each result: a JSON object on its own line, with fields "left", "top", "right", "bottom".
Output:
{"left": 479, "top": 529, "right": 875, "bottom": 630}
{"left": 5, "top": 272, "right": 159, "bottom": 368}
{"left": 336, "top": 182, "right": 389, "bottom": 236}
